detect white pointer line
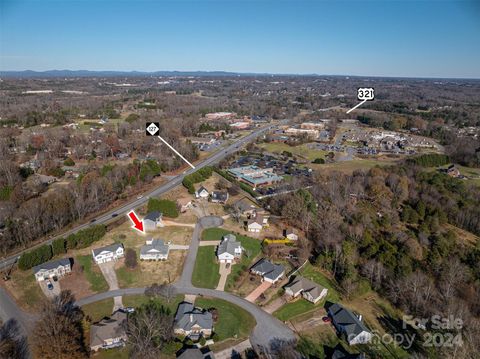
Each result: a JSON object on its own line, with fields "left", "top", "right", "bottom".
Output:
{"left": 157, "top": 135, "right": 196, "bottom": 169}
{"left": 346, "top": 99, "right": 367, "bottom": 114}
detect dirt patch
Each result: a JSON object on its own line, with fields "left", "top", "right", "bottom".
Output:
{"left": 60, "top": 270, "right": 96, "bottom": 300}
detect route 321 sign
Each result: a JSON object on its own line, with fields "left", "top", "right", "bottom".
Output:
{"left": 357, "top": 87, "right": 375, "bottom": 101}
{"left": 146, "top": 122, "right": 160, "bottom": 136}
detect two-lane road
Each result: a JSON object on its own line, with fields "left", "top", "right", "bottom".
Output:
{"left": 0, "top": 122, "right": 282, "bottom": 272}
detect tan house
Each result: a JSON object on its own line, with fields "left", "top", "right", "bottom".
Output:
{"left": 284, "top": 276, "right": 328, "bottom": 304}
{"left": 90, "top": 311, "right": 128, "bottom": 352}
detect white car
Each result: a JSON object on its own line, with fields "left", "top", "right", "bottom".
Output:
{"left": 137, "top": 195, "right": 143, "bottom": 199}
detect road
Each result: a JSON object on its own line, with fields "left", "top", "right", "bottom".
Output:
{"left": 0, "top": 122, "right": 281, "bottom": 272}
{"left": 0, "top": 287, "right": 36, "bottom": 333}
{"left": 75, "top": 215, "right": 296, "bottom": 353}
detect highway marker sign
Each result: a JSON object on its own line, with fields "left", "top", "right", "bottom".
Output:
{"left": 146, "top": 122, "right": 160, "bottom": 136}
{"left": 347, "top": 87, "right": 375, "bottom": 114}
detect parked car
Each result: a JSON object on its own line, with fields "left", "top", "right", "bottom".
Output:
{"left": 122, "top": 307, "right": 135, "bottom": 313}
{"left": 322, "top": 316, "right": 331, "bottom": 323}
{"left": 46, "top": 280, "right": 54, "bottom": 290}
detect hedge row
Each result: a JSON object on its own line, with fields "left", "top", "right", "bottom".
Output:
{"left": 182, "top": 166, "right": 213, "bottom": 194}
{"left": 18, "top": 225, "right": 107, "bottom": 270}
{"left": 407, "top": 154, "right": 450, "bottom": 167}
{"left": 147, "top": 198, "right": 179, "bottom": 218}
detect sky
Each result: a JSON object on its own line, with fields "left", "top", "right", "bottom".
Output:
{"left": 1, "top": 0, "right": 480, "bottom": 78}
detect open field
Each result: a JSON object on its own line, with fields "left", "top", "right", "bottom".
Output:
{"left": 76, "top": 255, "right": 109, "bottom": 292}
{"left": 259, "top": 142, "right": 327, "bottom": 161}
{"left": 2, "top": 268, "right": 45, "bottom": 312}
{"left": 192, "top": 246, "right": 220, "bottom": 289}
{"left": 82, "top": 298, "right": 114, "bottom": 322}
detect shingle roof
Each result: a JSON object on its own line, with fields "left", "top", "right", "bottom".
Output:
{"left": 92, "top": 243, "right": 123, "bottom": 257}
{"left": 217, "top": 234, "right": 241, "bottom": 256}
{"left": 174, "top": 302, "right": 213, "bottom": 332}
{"left": 329, "top": 303, "right": 370, "bottom": 338}
{"left": 144, "top": 211, "right": 162, "bottom": 222}
{"left": 32, "top": 258, "right": 71, "bottom": 274}
{"left": 284, "top": 276, "right": 325, "bottom": 298}
{"left": 251, "top": 258, "right": 284, "bottom": 280}
{"left": 90, "top": 310, "right": 127, "bottom": 348}
{"left": 140, "top": 239, "right": 169, "bottom": 256}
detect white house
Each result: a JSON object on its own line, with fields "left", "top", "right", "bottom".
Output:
{"left": 33, "top": 258, "right": 72, "bottom": 282}
{"left": 284, "top": 228, "right": 298, "bottom": 241}
{"left": 195, "top": 186, "right": 209, "bottom": 199}
{"left": 140, "top": 238, "right": 170, "bottom": 261}
{"left": 217, "top": 234, "right": 242, "bottom": 263}
{"left": 247, "top": 214, "right": 265, "bottom": 233}
{"left": 143, "top": 211, "right": 163, "bottom": 232}
{"left": 92, "top": 243, "right": 124, "bottom": 264}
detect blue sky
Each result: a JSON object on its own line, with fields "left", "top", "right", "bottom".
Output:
{"left": 1, "top": 0, "right": 479, "bottom": 78}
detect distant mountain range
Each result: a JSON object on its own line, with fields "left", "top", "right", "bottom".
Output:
{"left": 0, "top": 69, "right": 307, "bottom": 78}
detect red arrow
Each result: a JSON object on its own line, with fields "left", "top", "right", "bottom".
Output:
{"left": 127, "top": 210, "right": 144, "bottom": 233}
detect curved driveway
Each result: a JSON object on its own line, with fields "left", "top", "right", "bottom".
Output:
{"left": 76, "top": 215, "right": 296, "bottom": 352}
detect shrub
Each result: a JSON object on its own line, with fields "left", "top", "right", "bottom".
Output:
{"left": 182, "top": 166, "right": 213, "bottom": 192}
{"left": 18, "top": 245, "right": 53, "bottom": 270}
{"left": 312, "top": 158, "right": 325, "bottom": 164}
{"left": 63, "top": 157, "right": 75, "bottom": 166}
{"left": 52, "top": 238, "right": 66, "bottom": 256}
{"left": 147, "top": 198, "right": 179, "bottom": 218}
{"left": 125, "top": 248, "right": 138, "bottom": 269}
{"left": 407, "top": 154, "right": 450, "bottom": 167}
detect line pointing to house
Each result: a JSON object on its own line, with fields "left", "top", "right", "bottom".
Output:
{"left": 346, "top": 99, "right": 367, "bottom": 114}
{"left": 157, "top": 135, "right": 196, "bottom": 169}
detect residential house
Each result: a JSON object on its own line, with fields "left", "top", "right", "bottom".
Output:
{"left": 211, "top": 191, "right": 229, "bottom": 204}
{"left": 232, "top": 198, "right": 258, "bottom": 216}
{"left": 177, "top": 348, "right": 215, "bottom": 359}
{"left": 217, "top": 234, "right": 242, "bottom": 263}
{"left": 247, "top": 213, "right": 267, "bottom": 233}
{"left": 195, "top": 186, "right": 210, "bottom": 199}
{"left": 140, "top": 238, "right": 170, "bottom": 261}
{"left": 177, "top": 197, "right": 192, "bottom": 213}
{"left": 90, "top": 310, "right": 128, "bottom": 352}
{"left": 330, "top": 345, "right": 365, "bottom": 359}
{"left": 328, "top": 303, "right": 372, "bottom": 345}
{"left": 92, "top": 243, "right": 124, "bottom": 264}
{"left": 33, "top": 258, "right": 72, "bottom": 282}
{"left": 284, "top": 228, "right": 298, "bottom": 241}
{"left": 250, "top": 259, "right": 285, "bottom": 284}
{"left": 446, "top": 164, "right": 461, "bottom": 178}
{"left": 284, "top": 276, "right": 328, "bottom": 304}
{"left": 174, "top": 302, "right": 213, "bottom": 339}
{"left": 144, "top": 211, "right": 163, "bottom": 232}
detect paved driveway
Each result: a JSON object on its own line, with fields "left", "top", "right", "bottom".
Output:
{"left": 199, "top": 240, "right": 220, "bottom": 246}
{"left": 216, "top": 262, "right": 232, "bottom": 291}
{"left": 98, "top": 261, "right": 123, "bottom": 311}
{"left": 245, "top": 281, "right": 272, "bottom": 303}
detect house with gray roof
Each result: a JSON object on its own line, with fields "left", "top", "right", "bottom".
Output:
{"left": 33, "top": 258, "right": 72, "bottom": 282}
{"left": 140, "top": 238, "right": 170, "bottom": 261}
{"left": 144, "top": 211, "right": 163, "bottom": 232}
{"left": 232, "top": 197, "right": 258, "bottom": 216}
{"left": 217, "top": 234, "right": 242, "bottom": 263}
{"left": 174, "top": 302, "right": 213, "bottom": 339}
{"left": 90, "top": 310, "right": 127, "bottom": 352}
{"left": 328, "top": 303, "right": 372, "bottom": 345}
{"left": 92, "top": 243, "right": 124, "bottom": 264}
{"left": 250, "top": 258, "right": 285, "bottom": 284}
{"left": 211, "top": 191, "right": 229, "bottom": 204}
{"left": 284, "top": 276, "right": 328, "bottom": 304}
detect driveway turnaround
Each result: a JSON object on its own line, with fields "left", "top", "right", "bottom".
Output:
{"left": 98, "top": 261, "right": 123, "bottom": 311}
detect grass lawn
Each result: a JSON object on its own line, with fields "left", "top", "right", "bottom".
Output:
{"left": 82, "top": 298, "right": 114, "bottom": 322}
{"left": 76, "top": 255, "right": 109, "bottom": 292}
{"left": 201, "top": 228, "right": 230, "bottom": 241}
{"left": 195, "top": 297, "right": 256, "bottom": 342}
{"left": 122, "top": 294, "right": 184, "bottom": 314}
{"left": 191, "top": 247, "right": 220, "bottom": 289}
{"left": 5, "top": 269, "right": 45, "bottom": 311}
{"left": 273, "top": 299, "right": 319, "bottom": 321}
{"left": 92, "top": 347, "right": 129, "bottom": 359}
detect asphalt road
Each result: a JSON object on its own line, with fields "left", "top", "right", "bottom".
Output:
{"left": 0, "top": 122, "right": 280, "bottom": 272}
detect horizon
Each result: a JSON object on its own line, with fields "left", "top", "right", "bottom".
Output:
{"left": 2, "top": 68, "right": 480, "bottom": 81}
{"left": 1, "top": 0, "right": 480, "bottom": 78}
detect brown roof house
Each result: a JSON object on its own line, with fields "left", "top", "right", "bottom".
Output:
{"left": 90, "top": 310, "right": 128, "bottom": 352}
